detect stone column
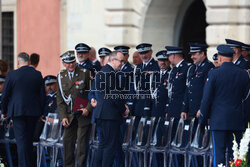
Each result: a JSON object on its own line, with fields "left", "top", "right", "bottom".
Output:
{"left": 205, "top": 0, "right": 250, "bottom": 60}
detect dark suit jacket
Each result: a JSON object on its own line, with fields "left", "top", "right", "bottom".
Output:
{"left": 94, "top": 64, "right": 126, "bottom": 120}
{"left": 1, "top": 65, "right": 46, "bottom": 118}
{"left": 199, "top": 62, "right": 250, "bottom": 130}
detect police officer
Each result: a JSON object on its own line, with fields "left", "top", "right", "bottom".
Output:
{"left": 241, "top": 43, "right": 250, "bottom": 61}
{"left": 89, "top": 47, "right": 102, "bottom": 72}
{"left": 165, "top": 46, "right": 189, "bottom": 120}
{"left": 75, "top": 43, "right": 96, "bottom": 75}
{"left": 225, "top": 39, "right": 249, "bottom": 70}
{"left": 127, "top": 43, "right": 159, "bottom": 117}
{"left": 213, "top": 53, "right": 219, "bottom": 67}
{"left": 44, "top": 75, "right": 58, "bottom": 114}
{"left": 57, "top": 51, "right": 92, "bottom": 167}
{"left": 0, "top": 75, "right": 5, "bottom": 104}
{"left": 181, "top": 43, "right": 214, "bottom": 119}
{"left": 33, "top": 75, "right": 58, "bottom": 141}
{"left": 98, "top": 47, "right": 112, "bottom": 67}
{"left": 114, "top": 45, "right": 134, "bottom": 72}
{"left": 199, "top": 44, "right": 250, "bottom": 167}
{"left": 151, "top": 50, "right": 171, "bottom": 118}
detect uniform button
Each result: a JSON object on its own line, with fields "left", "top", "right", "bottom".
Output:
{"left": 190, "top": 99, "right": 192, "bottom": 101}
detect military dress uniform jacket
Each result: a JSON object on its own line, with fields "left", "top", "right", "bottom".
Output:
{"left": 92, "top": 60, "right": 102, "bottom": 72}
{"left": 57, "top": 66, "right": 93, "bottom": 126}
{"left": 199, "top": 62, "right": 250, "bottom": 130}
{"left": 165, "top": 60, "right": 189, "bottom": 119}
{"left": 127, "top": 58, "right": 159, "bottom": 116}
{"left": 151, "top": 69, "right": 170, "bottom": 118}
{"left": 182, "top": 58, "right": 214, "bottom": 115}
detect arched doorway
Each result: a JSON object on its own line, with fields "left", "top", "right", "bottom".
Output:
{"left": 178, "top": 0, "right": 207, "bottom": 62}
{"left": 141, "top": 0, "right": 207, "bottom": 60}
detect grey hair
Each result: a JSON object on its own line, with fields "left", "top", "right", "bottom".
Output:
{"left": 108, "top": 51, "right": 119, "bottom": 62}
{"left": 17, "top": 52, "right": 29, "bottom": 64}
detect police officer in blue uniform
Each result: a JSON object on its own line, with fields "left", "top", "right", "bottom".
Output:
{"left": 127, "top": 43, "right": 159, "bottom": 117}
{"left": 33, "top": 75, "right": 58, "bottom": 141}
{"left": 90, "top": 47, "right": 102, "bottom": 72}
{"left": 181, "top": 43, "right": 214, "bottom": 119}
{"left": 75, "top": 43, "right": 96, "bottom": 76}
{"left": 164, "top": 46, "right": 189, "bottom": 120}
{"left": 213, "top": 53, "right": 219, "bottom": 67}
{"left": 199, "top": 44, "right": 250, "bottom": 167}
{"left": 44, "top": 75, "right": 58, "bottom": 115}
{"left": 150, "top": 50, "right": 171, "bottom": 118}
{"left": 241, "top": 43, "right": 250, "bottom": 61}
{"left": 114, "top": 46, "right": 134, "bottom": 73}
{"left": 98, "top": 47, "right": 112, "bottom": 67}
{"left": 0, "top": 75, "right": 5, "bottom": 105}
{"left": 225, "top": 39, "right": 249, "bottom": 70}
{"left": 114, "top": 45, "right": 134, "bottom": 96}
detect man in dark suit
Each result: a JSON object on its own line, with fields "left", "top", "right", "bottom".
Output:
{"left": 199, "top": 44, "right": 250, "bottom": 167}
{"left": 93, "top": 51, "right": 129, "bottom": 167}
{"left": 1, "top": 52, "right": 46, "bottom": 167}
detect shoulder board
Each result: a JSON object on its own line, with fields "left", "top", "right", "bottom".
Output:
{"left": 59, "top": 69, "right": 66, "bottom": 74}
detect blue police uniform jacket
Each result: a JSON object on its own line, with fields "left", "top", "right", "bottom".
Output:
{"left": 1, "top": 66, "right": 46, "bottom": 118}
{"left": 127, "top": 58, "right": 159, "bottom": 116}
{"left": 93, "top": 64, "right": 126, "bottom": 120}
{"left": 44, "top": 92, "right": 57, "bottom": 116}
{"left": 151, "top": 69, "right": 170, "bottom": 118}
{"left": 78, "top": 58, "right": 96, "bottom": 76}
{"left": 235, "top": 55, "right": 249, "bottom": 70}
{"left": 120, "top": 62, "right": 134, "bottom": 96}
{"left": 182, "top": 58, "right": 214, "bottom": 115}
{"left": 165, "top": 60, "right": 189, "bottom": 119}
{"left": 92, "top": 60, "right": 102, "bottom": 72}
{"left": 199, "top": 62, "right": 249, "bottom": 130}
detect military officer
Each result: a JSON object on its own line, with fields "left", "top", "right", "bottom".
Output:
{"left": 213, "top": 53, "right": 219, "bottom": 67}
{"left": 57, "top": 51, "right": 93, "bottom": 167}
{"left": 225, "top": 39, "right": 249, "bottom": 70}
{"left": 199, "top": 44, "right": 249, "bottom": 167}
{"left": 75, "top": 43, "right": 96, "bottom": 76}
{"left": 165, "top": 46, "right": 189, "bottom": 120}
{"left": 98, "top": 47, "right": 112, "bottom": 67}
{"left": 150, "top": 50, "right": 171, "bottom": 118}
{"left": 181, "top": 43, "right": 214, "bottom": 119}
{"left": 127, "top": 43, "right": 159, "bottom": 117}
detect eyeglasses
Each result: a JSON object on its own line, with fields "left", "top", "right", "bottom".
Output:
{"left": 114, "top": 58, "right": 125, "bottom": 63}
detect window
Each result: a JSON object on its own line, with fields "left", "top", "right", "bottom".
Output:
{"left": 2, "top": 12, "right": 14, "bottom": 70}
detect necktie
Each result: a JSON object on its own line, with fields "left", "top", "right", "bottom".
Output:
{"left": 69, "top": 73, "right": 73, "bottom": 80}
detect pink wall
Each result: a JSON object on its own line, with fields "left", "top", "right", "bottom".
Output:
{"left": 17, "top": 0, "right": 60, "bottom": 76}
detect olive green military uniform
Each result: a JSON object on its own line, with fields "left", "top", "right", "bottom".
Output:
{"left": 57, "top": 66, "right": 93, "bottom": 167}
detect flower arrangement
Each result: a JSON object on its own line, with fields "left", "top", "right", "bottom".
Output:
{"left": 218, "top": 123, "right": 250, "bottom": 167}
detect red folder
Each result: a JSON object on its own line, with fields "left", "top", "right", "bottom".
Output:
{"left": 73, "top": 96, "right": 89, "bottom": 112}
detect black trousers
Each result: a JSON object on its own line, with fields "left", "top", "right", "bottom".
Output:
{"left": 13, "top": 116, "right": 39, "bottom": 167}
{"left": 95, "top": 119, "right": 121, "bottom": 167}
